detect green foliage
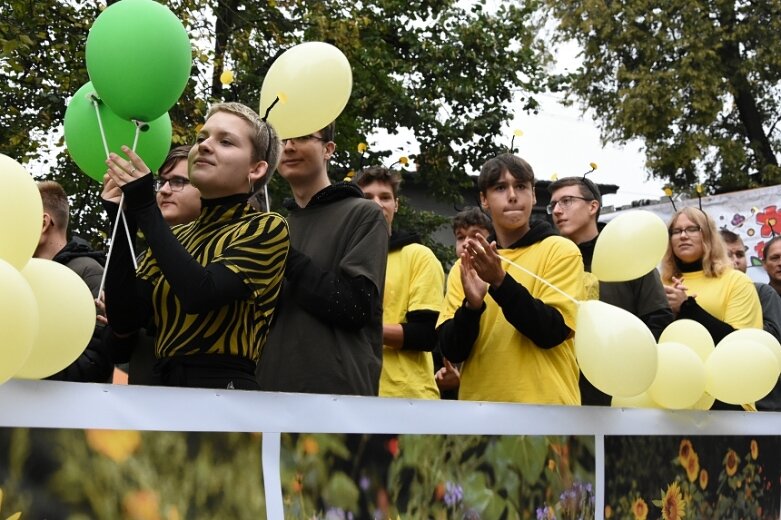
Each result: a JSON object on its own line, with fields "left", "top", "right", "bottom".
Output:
{"left": 545, "top": 0, "right": 781, "bottom": 193}
{"left": 0, "top": 428, "right": 266, "bottom": 518}
{"left": 1, "top": 0, "right": 548, "bottom": 250}
{"left": 280, "top": 433, "right": 595, "bottom": 519}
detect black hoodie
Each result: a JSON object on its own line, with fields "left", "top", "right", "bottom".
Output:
{"left": 47, "top": 237, "right": 113, "bottom": 383}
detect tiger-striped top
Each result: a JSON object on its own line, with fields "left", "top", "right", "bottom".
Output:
{"left": 136, "top": 197, "right": 289, "bottom": 361}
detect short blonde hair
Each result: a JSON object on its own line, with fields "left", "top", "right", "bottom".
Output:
{"left": 205, "top": 102, "right": 281, "bottom": 189}
{"left": 661, "top": 207, "right": 730, "bottom": 282}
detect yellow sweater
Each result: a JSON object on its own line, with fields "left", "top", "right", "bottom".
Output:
{"left": 379, "top": 243, "right": 444, "bottom": 399}
{"left": 438, "top": 236, "right": 584, "bottom": 404}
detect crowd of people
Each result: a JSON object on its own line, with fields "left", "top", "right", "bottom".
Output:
{"left": 40, "top": 101, "right": 781, "bottom": 411}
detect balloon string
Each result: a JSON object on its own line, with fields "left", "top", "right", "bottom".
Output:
{"left": 498, "top": 254, "right": 580, "bottom": 305}
{"left": 91, "top": 98, "right": 111, "bottom": 159}
{"left": 92, "top": 99, "right": 139, "bottom": 297}
{"left": 263, "top": 184, "right": 270, "bottom": 213}
{"left": 98, "top": 192, "right": 126, "bottom": 296}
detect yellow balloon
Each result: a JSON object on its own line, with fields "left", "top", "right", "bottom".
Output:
{"left": 15, "top": 259, "right": 96, "bottom": 379}
{"left": 0, "top": 154, "right": 43, "bottom": 270}
{"left": 705, "top": 339, "right": 780, "bottom": 405}
{"left": 0, "top": 259, "right": 38, "bottom": 385}
{"left": 648, "top": 342, "right": 707, "bottom": 409}
{"left": 575, "top": 300, "right": 658, "bottom": 397}
{"left": 592, "top": 210, "right": 668, "bottom": 282}
{"left": 690, "top": 391, "right": 715, "bottom": 410}
{"left": 659, "top": 319, "right": 715, "bottom": 362}
{"left": 260, "top": 41, "right": 352, "bottom": 139}
{"left": 718, "top": 328, "right": 781, "bottom": 371}
{"left": 611, "top": 392, "right": 662, "bottom": 409}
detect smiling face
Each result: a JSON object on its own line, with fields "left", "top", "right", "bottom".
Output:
{"left": 550, "top": 184, "right": 599, "bottom": 244}
{"left": 277, "top": 132, "right": 335, "bottom": 186}
{"left": 670, "top": 213, "right": 705, "bottom": 263}
{"left": 480, "top": 169, "right": 535, "bottom": 245}
{"left": 156, "top": 159, "right": 201, "bottom": 226}
{"left": 188, "top": 111, "right": 266, "bottom": 199}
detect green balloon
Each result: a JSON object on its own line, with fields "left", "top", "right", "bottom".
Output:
{"left": 85, "top": 0, "right": 192, "bottom": 122}
{"left": 64, "top": 82, "right": 173, "bottom": 182}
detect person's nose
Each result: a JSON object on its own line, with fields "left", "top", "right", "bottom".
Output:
{"left": 158, "top": 179, "right": 173, "bottom": 195}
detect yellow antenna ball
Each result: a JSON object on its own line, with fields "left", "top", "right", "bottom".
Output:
{"left": 347, "top": 170, "right": 355, "bottom": 178}
{"left": 551, "top": 173, "right": 558, "bottom": 181}
{"left": 513, "top": 129, "right": 524, "bottom": 137}
{"left": 664, "top": 187, "right": 673, "bottom": 197}
{"left": 357, "top": 143, "right": 368, "bottom": 153}
{"left": 220, "top": 70, "right": 234, "bottom": 86}
{"left": 277, "top": 92, "right": 288, "bottom": 104}
{"left": 589, "top": 162, "right": 598, "bottom": 170}
{"left": 695, "top": 184, "right": 703, "bottom": 194}
{"left": 343, "top": 177, "right": 352, "bottom": 182}
{"left": 399, "top": 156, "right": 409, "bottom": 166}
{"left": 751, "top": 206, "right": 760, "bottom": 214}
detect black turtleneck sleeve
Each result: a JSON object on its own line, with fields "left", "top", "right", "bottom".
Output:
{"left": 437, "top": 301, "right": 485, "bottom": 363}
{"left": 677, "top": 296, "right": 735, "bottom": 344}
{"left": 119, "top": 175, "right": 250, "bottom": 314}
{"left": 488, "top": 272, "right": 571, "bottom": 348}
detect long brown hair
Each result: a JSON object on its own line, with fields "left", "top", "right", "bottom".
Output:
{"left": 661, "top": 207, "right": 730, "bottom": 283}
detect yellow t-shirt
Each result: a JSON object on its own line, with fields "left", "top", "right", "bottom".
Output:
{"left": 437, "top": 236, "right": 584, "bottom": 404}
{"left": 675, "top": 268, "right": 762, "bottom": 330}
{"left": 379, "top": 243, "right": 444, "bottom": 399}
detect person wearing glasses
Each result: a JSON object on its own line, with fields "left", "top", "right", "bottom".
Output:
{"left": 155, "top": 145, "right": 202, "bottom": 226}
{"left": 111, "top": 145, "right": 203, "bottom": 385}
{"left": 662, "top": 207, "right": 762, "bottom": 409}
{"left": 102, "top": 102, "right": 290, "bottom": 389}
{"left": 720, "top": 229, "right": 781, "bottom": 411}
{"left": 548, "top": 177, "right": 673, "bottom": 405}
{"left": 257, "top": 123, "right": 388, "bottom": 396}
{"left": 437, "top": 154, "right": 584, "bottom": 404}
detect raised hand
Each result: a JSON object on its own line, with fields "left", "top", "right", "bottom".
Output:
{"left": 464, "top": 233, "right": 505, "bottom": 288}
{"left": 105, "top": 145, "right": 152, "bottom": 188}
{"left": 460, "top": 250, "right": 488, "bottom": 310}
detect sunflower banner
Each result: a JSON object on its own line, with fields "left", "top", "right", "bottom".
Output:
{"left": 0, "top": 380, "right": 778, "bottom": 519}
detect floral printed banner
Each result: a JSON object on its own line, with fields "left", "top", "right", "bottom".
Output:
{"left": 279, "top": 434, "right": 594, "bottom": 519}
{"left": 0, "top": 428, "right": 266, "bottom": 519}
{"left": 604, "top": 436, "right": 781, "bottom": 520}
{"left": 604, "top": 184, "right": 781, "bottom": 282}
{"left": 0, "top": 380, "right": 780, "bottom": 520}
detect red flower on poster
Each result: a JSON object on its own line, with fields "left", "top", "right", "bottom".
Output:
{"left": 755, "top": 206, "right": 781, "bottom": 238}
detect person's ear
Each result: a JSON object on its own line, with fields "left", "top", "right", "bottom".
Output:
{"left": 41, "top": 212, "right": 53, "bottom": 233}
{"left": 324, "top": 141, "right": 336, "bottom": 161}
{"left": 479, "top": 192, "right": 488, "bottom": 210}
{"left": 249, "top": 161, "right": 269, "bottom": 188}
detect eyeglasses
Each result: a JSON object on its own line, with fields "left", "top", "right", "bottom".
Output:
{"left": 546, "top": 195, "right": 593, "bottom": 214}
{"left": 281, "top": 135, "right": 327, "bottom": 146}
{"left": 154, "top": 177, "right": 190, "bottom": 192}
{"left": 669, "top": 225, "right": 701, "bottom": 237}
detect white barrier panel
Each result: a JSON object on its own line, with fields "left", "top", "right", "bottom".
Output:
{"left": 0, "top": 379, "right": 779, "bottom": 520}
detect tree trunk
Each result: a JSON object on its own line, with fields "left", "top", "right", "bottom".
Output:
{"left": 717, "top": 3, "right": 778, "bottom": 184}
{"left": 211, "top": 0, "right": 238, "bottom": 99}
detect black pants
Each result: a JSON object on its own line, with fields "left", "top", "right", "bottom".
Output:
{"left": 155, "top": 354, "right": 259, "bottom": 390}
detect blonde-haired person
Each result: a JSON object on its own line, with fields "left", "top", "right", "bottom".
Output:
{"left": 102, "top": 102, "right": 290, "bottom": 389}
{"left": 662, "top": 207, "right": 762, "bottom": 409}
